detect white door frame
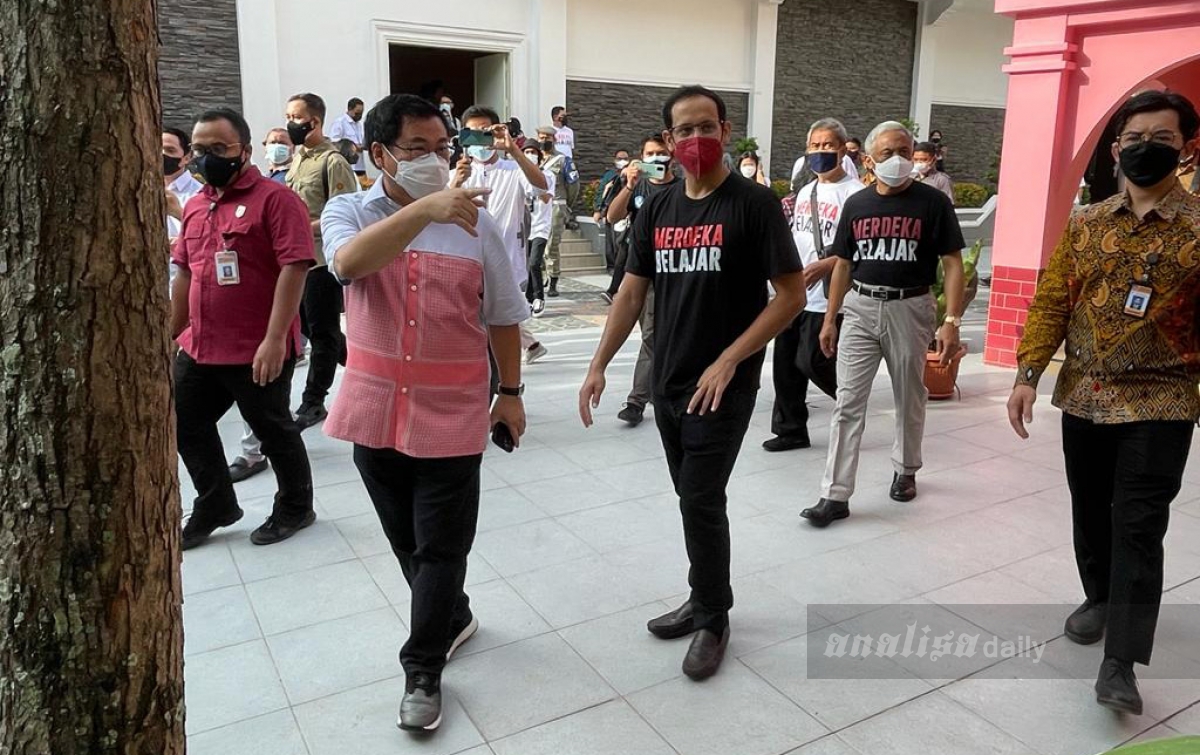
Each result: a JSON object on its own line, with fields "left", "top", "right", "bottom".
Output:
{"left": 370, "top": 20, "right": 527, "bottom": 117}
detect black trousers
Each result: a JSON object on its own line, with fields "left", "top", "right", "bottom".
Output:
{"left": 771, "top": 310, "right": 838, "bottom": 440}
{"left": 602, "top": 223, "right": 617, "bottom": 270}
{"left": 606, "top": 230, "right": 630, "bottom": 297}
{"left": 353, "top": 445, "right": 481, "bottom": 676}
{"left": 526, "top": 237, "right": 547, "bottom": 301}
{"left": 174, "top": 351, "right": 313, "bottom": 524}
{"left": 300, "top": 266, "right": 347, "bottom": 407}
{"left": 1062, "top": 413, "right": 1193, "bottom": 664}
{"left": 654, "top": 388, "right": 757, "bottom": 632}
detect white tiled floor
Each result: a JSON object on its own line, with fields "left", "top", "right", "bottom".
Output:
{"left": 181, "top": 323, "right": 1200, "bottom": 755}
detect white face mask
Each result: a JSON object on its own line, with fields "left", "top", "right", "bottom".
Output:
{"left": 265, "top": 143, "right": 291, "bottom": 165}
{"left": 615, "top": 159, "right": 630, "bottom": 169}
{"left": 644, "top": 154, "right": 670, "bottom": 165}
{"left": 740, "top": 165, "right": 757, "bottom": 178}
{"left": 524, "top": 151, "right": 540, "bottom": 163}
{"left": 388, "top": 150, "right": 450, "bottom": 199}
{"left": 873, "top": 155, "right": 915, "bottom": 187}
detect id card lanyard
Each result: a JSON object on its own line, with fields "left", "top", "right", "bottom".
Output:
{"left": 809, "top": 182, "right": 831, "bottom": 298}
{"left": 1123, "top": 246, "right": 1160, "bottom": 319}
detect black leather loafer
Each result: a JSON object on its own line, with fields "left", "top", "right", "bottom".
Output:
{"left": 800, "top": 498, "right": 850, "bottom": 528}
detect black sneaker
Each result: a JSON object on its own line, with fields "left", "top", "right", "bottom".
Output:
{"left": 446, "top": 612, "right": 479, "bottom": 661}
{"left": 762, "top": 435, "right": 811, "bottom": 452}
{"left": 181, "top": 507, "right": 244, "bottom": 550}
{"left": 618, "top": 403, "right": 645, "bottom": 426}
{"left": 250, "top": 510, "right": 317, "bottom": 546}
{"left": 228, "top": 457, "right": 269, "bottom": 483}
{"left": 1095, "top": 656, "right": 1143, "bottom": 715}
{"left": 294, "top": 402, "right": 328, "bottom": 431}
{"left": 398, "top": 672, "right": 442, "bottom": 731}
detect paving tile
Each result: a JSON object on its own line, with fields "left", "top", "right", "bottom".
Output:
{"left": 558, "top": 601, "right": 682, "bottom": 695}
{"left": 472, "top": 518, "right": 595, "bottom": 577}
{"left": 742, "top": 632, "right": 934, "bottom": 732}
{"left": 837, "top": 691, "right": 1037, "bottom": 755}
{"left": 183, "top": 584, "right": 262, "bottom": 657}
{"left": 312, "top": 478, "right": 374, "bottom": 520}
{"left": 490, "top": 699, "right": 675, "bottom": 755}
{"left": 507, "top": 554, "right": 661, "bottom": 628}
{"left": 923, "top": 571, "right": 1064, "bottom": 645}
{"left": 245, "top": 559, "right": 387, "bottom": 636}
{"left": 604, "top": 535, "right": 694, "bottom": 601}
{"left": 449, "top": 633, "right": 615, "bottom": 740}
{"left": 781, "top": 734, "right": 867, "bottom": 755}
{"left": 513, "top": 470, "right": 631, "bottom": 516}
{"left": 589, "top": 458, "right": 677, "bottom": 497}
{"left": 333, "top": 512, "right": 393, "bottom": 559}
{"left": 486, "top": 447, "right": 584, "bottom": 486}
{"left": 183, "top": 542, "right": 242, "bottom": 596}
{"left": 434, "top": 579, "right": 552, "bottom": 657}
{"left": 184, "top": 640, "right": 289, "bottom": 735}
{"left": 756, "top": 547, "right": 918, "bottom": 625}
{"left": 477, "top": 485, "right": 549, "bottom": 533}
{"left": 555, "top": 492, "right": 682, "bottom": 553}
{"left": 628, "top": 661, "right": 828, "bottom": 755}
{"left": 557, "top": 436, "right": 660, "bottom": 472}
{"left": 294, "top": 676, "right": 484, "bottom": 755}
{"left": 228, "top": 519, "right": 356, "bottom": 584}
{"left": 187, "top": 709, "right": 308, "bottom": 755}
{"left": 362, "top": 551, "right": 499, "bottom": 609}
{"left": 267, "top": 607, "right": 405, "bottom": 704}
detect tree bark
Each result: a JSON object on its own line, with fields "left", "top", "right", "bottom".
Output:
{"left": 0, "top": 1, "right": 185, "bottom": 753}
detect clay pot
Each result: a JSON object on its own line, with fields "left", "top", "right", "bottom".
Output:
{"left": 925, "top": 344, "right": 968, "bottom": 400}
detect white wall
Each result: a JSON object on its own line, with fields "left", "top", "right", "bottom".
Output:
{"left": 929, "top": 7, "right": 1013, "bottom": 108}
{"left": 565, "top": 0, "right": 754, "bottom": 90}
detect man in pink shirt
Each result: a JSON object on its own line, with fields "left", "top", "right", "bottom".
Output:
{"left": 171, "top": 108, "right": 316, "bottom": 550}
{"left": 321, "top": 94, "right": 528, "bottom": 733}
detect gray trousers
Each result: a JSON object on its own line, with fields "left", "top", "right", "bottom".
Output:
{"left": 627, "top": 286, "right": 656, "bottom": 408}
{"left": 821, "top": 290, "right": 935, "bottom": 501}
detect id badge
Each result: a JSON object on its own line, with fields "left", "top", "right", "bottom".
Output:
{"left": 1123, "top": 283, "right": 1152, "bottom": 318}
{"left": 215, "top": 250, "right": 240, "bottom": 286}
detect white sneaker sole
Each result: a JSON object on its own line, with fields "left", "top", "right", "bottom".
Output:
{"left": 446, "top": 615, "right": 479, "bottom": 661}
{"left": 397, "top": 711, "right": 442, "bottom": 732}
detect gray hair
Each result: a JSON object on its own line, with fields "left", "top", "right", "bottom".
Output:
{"left": 865, "top": 121, "right": 914, "bottom": 154}
{"left": 807, "top": 118, "right": 849, "bottom": 146}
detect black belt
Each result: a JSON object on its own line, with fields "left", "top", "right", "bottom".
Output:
{"left": 851, "top": 282, "right": 930, "bottom": 301}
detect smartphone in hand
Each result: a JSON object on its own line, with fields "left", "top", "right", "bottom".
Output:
{"left": 636, "top": 162, "right": 667, "bottom": 180}
{"left": 491, "top": 423, "right": 515, "bottom": 453}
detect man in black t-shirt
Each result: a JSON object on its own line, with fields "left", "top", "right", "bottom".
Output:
{"left": 603, "top": 135, "right": 682, "bottom": 425}
{"left": 802, "top": 120, "right": 966, "bottom": 529}
{"left": 579, "top": 86, "right": 806, "bottom": 680}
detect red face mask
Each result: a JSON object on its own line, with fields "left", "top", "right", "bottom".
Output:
{"left": 673, "top": 136, "right": 724, "bottom": 176}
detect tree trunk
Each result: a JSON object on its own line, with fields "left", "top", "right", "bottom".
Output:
{"left": 0, "top": 1, "right": 185, "bottom": 753}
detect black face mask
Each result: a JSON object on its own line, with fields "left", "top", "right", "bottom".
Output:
{"left": 287, "top": 120, "right": 315, "bottom": 146}
{"left": 191, "top": 152, "right": 245, "bottom": 188}
{"left": 351, "top": 112, "right": 362, "bottom": 122}
{"left": 540, "top": 139, "right": 554, "bottom": 151}
{"left": 1119, "top": 141, "right": 1181, "bottom": 188}
{"left": 163, "top": 154, "right": 182, "bottom": 175}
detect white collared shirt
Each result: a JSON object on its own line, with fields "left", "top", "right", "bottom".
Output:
{"left": 554, "top": 125, "right": 575, "bottom": 158}
{"left": 462, "top": 158, "right": 543, "bottom": 287}
{"left": 328, "top": 112, "right": 365, "bottom": 171}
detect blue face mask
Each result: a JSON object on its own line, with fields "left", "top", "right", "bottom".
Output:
{"left": 807, "top": 151, "right": 839, "bottom": 174}
{"left": 467, "top": 145, "right": 496, "bottom": 162}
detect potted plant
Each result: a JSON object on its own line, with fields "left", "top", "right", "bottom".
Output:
{"left": 1104, "top": 735, "right": 1200, "bottom": 754}
{"left": 925, "top": 239, "right": 983, "bottom": 400}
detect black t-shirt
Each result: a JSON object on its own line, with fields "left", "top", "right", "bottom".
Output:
{"left": 627, "top": 174, "right": 681, "bottom": 225}
{"left": 832, "top": 181, "right": 964, "bottom": 288}
{"left": 628, "top": 174, "right": 802, "bottom": 397}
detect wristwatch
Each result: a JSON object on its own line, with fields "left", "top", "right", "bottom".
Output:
{"left": 498, "top": 383, "right": 524, "bottom": 397}
{"left": 944, "top": 315, "right": 962, "bottom": 328}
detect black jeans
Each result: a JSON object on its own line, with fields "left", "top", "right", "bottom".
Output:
{"left": 353, "top": 445, "right": 482, "bottom": 676}
{"left": 174, "top": 351, "right": 313, "bottom": 524}
{"left": 526, "top": 238, "right": 547, "bottom": 301}
{"left": 300, "top": 266, "right": 346, "bottom": 407}
{"left": 1062, "top": 413, "right": 1193, "bottom": 664}
{"left": 606, "top": 230, "right": 630, "bottom": 297}
{"left": 654, "top": 388, "right": 757, "bottom": 632}
{"left": 602, "top": 223, "right": 617, "bottom": 270}
{"left": 771, "top": 310, "right": 838, "bottom": 440}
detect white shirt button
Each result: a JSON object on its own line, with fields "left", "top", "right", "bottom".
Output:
{"left": 401, "top": 387, "right": 409, "bottom": 394}
{"left": 405, "top": 355, "right": 412, "bottom": 362}
{"left": 408, "top": 320, "right": 416, "bottom": 326}
{"left": 410, "top": 285, "right": 418, "bottom": 291}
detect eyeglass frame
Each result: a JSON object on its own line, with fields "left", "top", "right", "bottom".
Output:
{"left": 189, "top": 142, "right": 245, "bottom": 159}
{"left": 388, "top": 142, "right": 453, "bottom": 161}
{"left": 666, "top": 119, "right": 725, "bottom": 140}
{"left": 1116, "top": 129, "right": 1184, "bottom": 149}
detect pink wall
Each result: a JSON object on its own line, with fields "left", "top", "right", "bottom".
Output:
{"left": 985, "top": 0, "right": 1200, "bottom": 367}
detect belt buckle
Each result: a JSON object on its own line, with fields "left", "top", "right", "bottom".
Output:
{"left": 869, "top": 287, "right": 888, "bottom": 301}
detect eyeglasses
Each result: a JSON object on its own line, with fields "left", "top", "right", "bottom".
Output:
{"left": 669, "top": 120, "right": 723, "bottom": 140}
{"left": 190, "top": 142, "right": 243, "bottom": 159}
{"left": 1118, "top": 130, "right": 1181, "bottom": 149}
{"left": 391, "top": 143, "right": 453, "bottom": 161}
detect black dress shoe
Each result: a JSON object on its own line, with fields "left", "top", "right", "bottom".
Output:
{"left": 229, "top": 457, "right": 269, "bottom": 483}
{"left": 618, "top": 403, "right": 645, "bottom": 426}
{"left": 647, "top": 601, "right": 696, "bottom": 639}
{"left": 762, "top": 435, "right": 811, "bottom": 452}
{"left": 250, "top": 510, "right": 317, "bottom": 546}
{"left": 294, "top": 402, "right": 328, "bottom": 431}
{"left": 1065, "top": 600, "right": 1107, "bottom": 645}
{"left": 800, "top": 498, "right": 849, "bottom": 528}
{"left": 890, "top": 473, "right": 917, "bottom": 502}
{"left": 181, "top": 507, "right": 244, "bottom": 551}
{"left": 1095, "top": 656, "right": 1143, "bottom": 715}
{"left": 682, "top": 625, "right": 730, "bottom": 680}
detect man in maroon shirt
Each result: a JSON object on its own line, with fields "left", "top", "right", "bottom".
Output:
{"left": 171, "top": 108, "right": 316, "bottom": 550}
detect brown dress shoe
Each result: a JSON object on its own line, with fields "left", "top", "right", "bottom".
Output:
{"left": 682, "top": 626, "right": 730, "bottom": 680}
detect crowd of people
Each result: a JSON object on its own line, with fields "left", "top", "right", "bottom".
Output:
{"left": 164, "top": 82, "right": 1200, "bottom": 733}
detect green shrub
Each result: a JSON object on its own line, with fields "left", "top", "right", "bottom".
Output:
{"left": 954, "top": 182, "right": 989, "bottom": 208}
{"left": 581, "top": 179, "right": 600, "bottom": 212}
{"left": 770, "top": 179, "right": 791, "bottom": 199}
{"left": 733, "top": 137, "right": 760, "bottom": 155}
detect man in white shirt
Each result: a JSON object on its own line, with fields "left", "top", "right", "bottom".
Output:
{"left": 163, "top": 127, "right": 203, "bottom": 240}
{"left": 451, "top": 105, "right": 551, "bottom": 363}
{"left": 552, "top": 106, "right": 581, "bottom": 229}
{"left": 765, "top": 118, "right": 864, "bottom": 452}
{"left": 327, "top": 97, "right": 366, "bottom": 174}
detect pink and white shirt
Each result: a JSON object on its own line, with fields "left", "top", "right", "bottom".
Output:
{"left": 320, "top": 180, "right": 529, "bottom": 458}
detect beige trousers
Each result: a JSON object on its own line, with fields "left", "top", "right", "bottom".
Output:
{"left": 821, "top": 290, "right": 936, "bottom": 501}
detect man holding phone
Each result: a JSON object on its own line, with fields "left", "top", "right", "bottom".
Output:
{"left": 451, "top": 106, "right": 551, "bottom": 362}
{"left": 601, "top": 134, "right": 680, "bottom": 426}
{"left": 322, "top": 94, "right": 528, "bottom": 732}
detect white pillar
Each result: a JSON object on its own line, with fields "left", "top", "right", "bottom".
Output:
{"left": 910, "top": 0, "right": 953, "bottom": 138}
{"left": 749, "top": 0, "right": 783, "bottom": 177}
{"left": 531, "top": 0, "right": 568, "bottom": 129}
{"left": 235, "top": 0, "right": 284, "bottom": 171}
